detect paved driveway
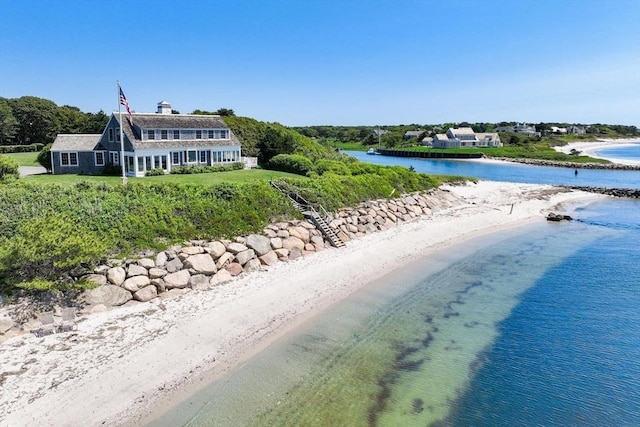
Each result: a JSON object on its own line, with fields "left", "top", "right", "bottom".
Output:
{"left": 18, "top": 166, "right": 48, "bottom": 177}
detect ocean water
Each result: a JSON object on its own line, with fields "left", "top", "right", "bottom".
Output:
{"left": 593, "top": 143, "right": 640, "bottom": 163}
{"left": 148, "top": 199, "right": 640, "bottom": 427}
{"left": 344, "top": 149, "right": 640, "bottom": 189}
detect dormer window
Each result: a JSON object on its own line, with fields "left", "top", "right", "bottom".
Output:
{"left": 147, "top": 130, "right": 155, "bottom": 140}
{"left": 196, "top": 130, "right": 202, "bottom": 139}
{"left": 208, "top": 130, "right": 214, "bottom": 139}
{"left": 161, "top": 130, "right": 168, "bottom": 140}
{"left": 173, "top": 130, "right": 180, "bottom": 139}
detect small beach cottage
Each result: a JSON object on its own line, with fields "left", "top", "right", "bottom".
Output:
{"left": 51, "top": 101, "right": 243, "bottom": 176}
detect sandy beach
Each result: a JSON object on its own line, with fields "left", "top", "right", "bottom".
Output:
{"left": 0, "top": 181, "right": 605, "bottom": 427}
{"left": 553, "top": 138, "right": 640, "bottom": 165}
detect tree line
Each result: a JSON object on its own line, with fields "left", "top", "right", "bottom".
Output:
{"left": 0, "top": 96, "right": 110, "bottom": 146}
{"left": 294, "top": 122, "right": 638, "bottom": 147}
{"left": 1, "top": 95, "right": 637, "bottom": 148}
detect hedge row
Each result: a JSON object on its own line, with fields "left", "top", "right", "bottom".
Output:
{"left": 0, "top": 143, "right": 45, "bottom": 153}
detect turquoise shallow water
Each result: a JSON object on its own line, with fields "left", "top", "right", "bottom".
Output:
{"left": 148, "top": 199, "right": 639, "bottom": 427}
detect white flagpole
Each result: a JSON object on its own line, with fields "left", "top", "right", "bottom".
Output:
{"left": 117, "top": 81, "right": 127, "bottom": 185}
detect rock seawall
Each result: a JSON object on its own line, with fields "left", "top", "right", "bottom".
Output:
{"left": 490, "top": 157, "right": 640, "bottom": 171}
{"left": 562, "top": 186, "right": 640, "bottom": 198}
{"left": 1, "top": 188, "right": 465, "bottom": 342}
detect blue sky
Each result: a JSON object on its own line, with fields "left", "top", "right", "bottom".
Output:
{"left": 1, "top": 0, "right": 638, "bottom": 126}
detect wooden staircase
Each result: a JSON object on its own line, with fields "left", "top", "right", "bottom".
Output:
{"left": 271, "top": 181, "right": 345, "bottom": 248}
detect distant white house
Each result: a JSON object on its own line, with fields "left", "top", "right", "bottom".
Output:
{"left": 432, "top": 127, "right": 502, "bottom": 149}
{"left": 372, "top": 129, "right": 389, "bottom": 137}
{"left": 404, "top": 130, "right": 424, "bottom": 140}
{"left": 550, "top": 126, "right": 567, "bottom": 135}
{"left": 567, "top": 125, "right": 586, "bottom": 134}
{"left": 495, "top": 123, "right": 540, "bottom": 137}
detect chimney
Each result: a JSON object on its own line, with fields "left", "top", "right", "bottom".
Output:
{"left": 157, "top": 101, "right": 172, "bottom": 114}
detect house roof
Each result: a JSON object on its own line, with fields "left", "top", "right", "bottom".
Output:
{"left": 476, "top": 132, "right": 500, "bottom": 140}
{"left": 451, "top": 127, "right": 475, "bottom": 135}
{"left": 404, "top": 130, "right": 423, "bottom": 136}
{"left": 123, "top": 113, "right": 230, "bottom": 129}
{"left": 115, "top": 113, "right": 241, "bottom": 150}
{"left": 51, "top": 134, "right": 103, "bottom": 152}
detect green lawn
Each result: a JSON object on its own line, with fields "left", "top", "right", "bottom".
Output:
{"left": 5, "top": 152, "right": 40, "bottom": 166}
{"left": 21, "top": 168, "right": 301, "bottom": 185}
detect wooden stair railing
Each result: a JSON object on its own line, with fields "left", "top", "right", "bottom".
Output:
{"left": 270, "top": 181, "right": 345, "bottom": 248}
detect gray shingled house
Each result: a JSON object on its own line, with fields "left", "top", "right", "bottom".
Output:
{"left": 51, "top": 101, "right": 243, "bottom": 176}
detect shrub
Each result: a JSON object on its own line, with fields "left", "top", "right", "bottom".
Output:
{"left": 267, "top": 154, "right": 314, "bottom": 175}
{"left": 0, "top": 144, "right": 44, "bottom": 154}
{"left": 102, "top": 162, "right": 122, "bottom": 176}
{"left": 0, "top": 155, "right": 19, "bottom": 181}
{"left": 170, "top": 162, "right": 244, "bottom": 174}
{"left": 37, "top": 143, "right": 52, "bottom": 171}
{"left": 314, "top": 159, "right": 351, "bottom": 176}
{"left": 0, "top": 213, "right": 109, "bottom": 284}
{"left": 145, "top": 168, "right": 165, "bottom": 176}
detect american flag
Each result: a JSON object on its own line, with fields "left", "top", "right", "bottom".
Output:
{"left": 119, "top": 86, "right": 133, "bottom": 124}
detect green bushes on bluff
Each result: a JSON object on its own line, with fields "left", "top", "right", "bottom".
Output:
{"left": 0, "top": 180, "right": 297, "bottom": 291}
{"left": 0, "top": 156, "right": 464, "bottom": 293}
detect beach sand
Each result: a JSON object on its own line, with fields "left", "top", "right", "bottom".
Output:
{"left": 0, "top": 181, "right": 604, "bottom": 427}
{"left": 553, "top": 138, "right": 640, "bottom": 165}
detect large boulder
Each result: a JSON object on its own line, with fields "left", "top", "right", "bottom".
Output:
{"left": 216, "top": 252, "right": 235, "bottom": 269}
{"left": 137, "top": 258, "right": 155, "bottom": 269}
{"left": 210, "top": 269, "right": 233, "bottom": 286}
{"left": 288, "top": 247, "right": 303, "bottom": 260}
{"left": 84, "top": 285, "right": 132, "bottom": 306}
{"left": 245, "top": 234, "right": 272, "bottom": 257}
{"left": 244, "top": 258, "right": 261, "bottom": 272}
{"left": 226, "top": 242, "right": 248, "bottom": 254}
{"left": 107, "top": 267, "right": 126, "bottom": 286}
{"left": 133, "top": 285, "right": 158, "bottom": 302}
{"left": 259, "top": 250, "right": 279, "bottom": 266}
{"left": 181, "top": 246, "right": 205, "bottom": 255}
{"left": 205, "top": 241, "right": 227, "bottom": 259}
{"left": 184, "top": 253, "right": 217, "bottom": 275}
{"left": 188, "top": 274, "right": 210, "bottom": 290}
{"left": 122, "top": 275, "right": 151, "bottom": 292}
{"left": 165, "top": 258, "right": 184, "bottom": 273}
{"left": 282, "top": 236, "right": 305, "bottom": 251}
{"left": 81, "top": 274, "right": 107, "bottom": 287}
{"left": 148, "top": 267, "right": 167, "bottom": 279}
{"left": 163, "top": 270, "right": 191, "bottom": 289}
{"left": 127, "top": 264, "right": 148, "bottom": 278}
{"left": 225, "top": 263, "right": 243, "bottom": 276}
{"left": 289, "top": 226, "right": 310, "bottom": 243}
{"left": 235, "top": 249, "right": 256, "bottom": 266}
{"left": 155, "top": 251, "right": 168, "bottom": 267}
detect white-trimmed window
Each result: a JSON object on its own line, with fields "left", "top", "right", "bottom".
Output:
{"left": 109, "top": 151, "right": 119, "bottom": 165}
{"left": 185, "top": 149, "right": 197, "bottom": 163}
{"left": 147, "top": 130, "right": 155, "bottom": 140}
{"left": 95, "top": 151, "right": 106, "bottom": 166}
{"left": 137, "top": 157, "right": 144, "bottom": 172}
{"left": 60, "top": 152, "right": 78, "bottom": 167}
{"left": 211, "top": 129, "right": 229, "bottom": 139}
{"left": 173, "top": 130, "right": 180, "bottom": 139}
{"left": 161, "top": 130, "right": 168, "bottom": 140}
{"left": 195, "top": 130, "right": 202, "bottom": 139}
{"left": 199, "top": 150, "right": 207, "bottom": 163}
{"left": 171, "top": 152, "right": 180, "bottom": 165}
{"left": 108, "top": 128, "right": 114, "bottom": 142}
{"left": 116, "top": 128, "right": 121, "bottom": 142}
